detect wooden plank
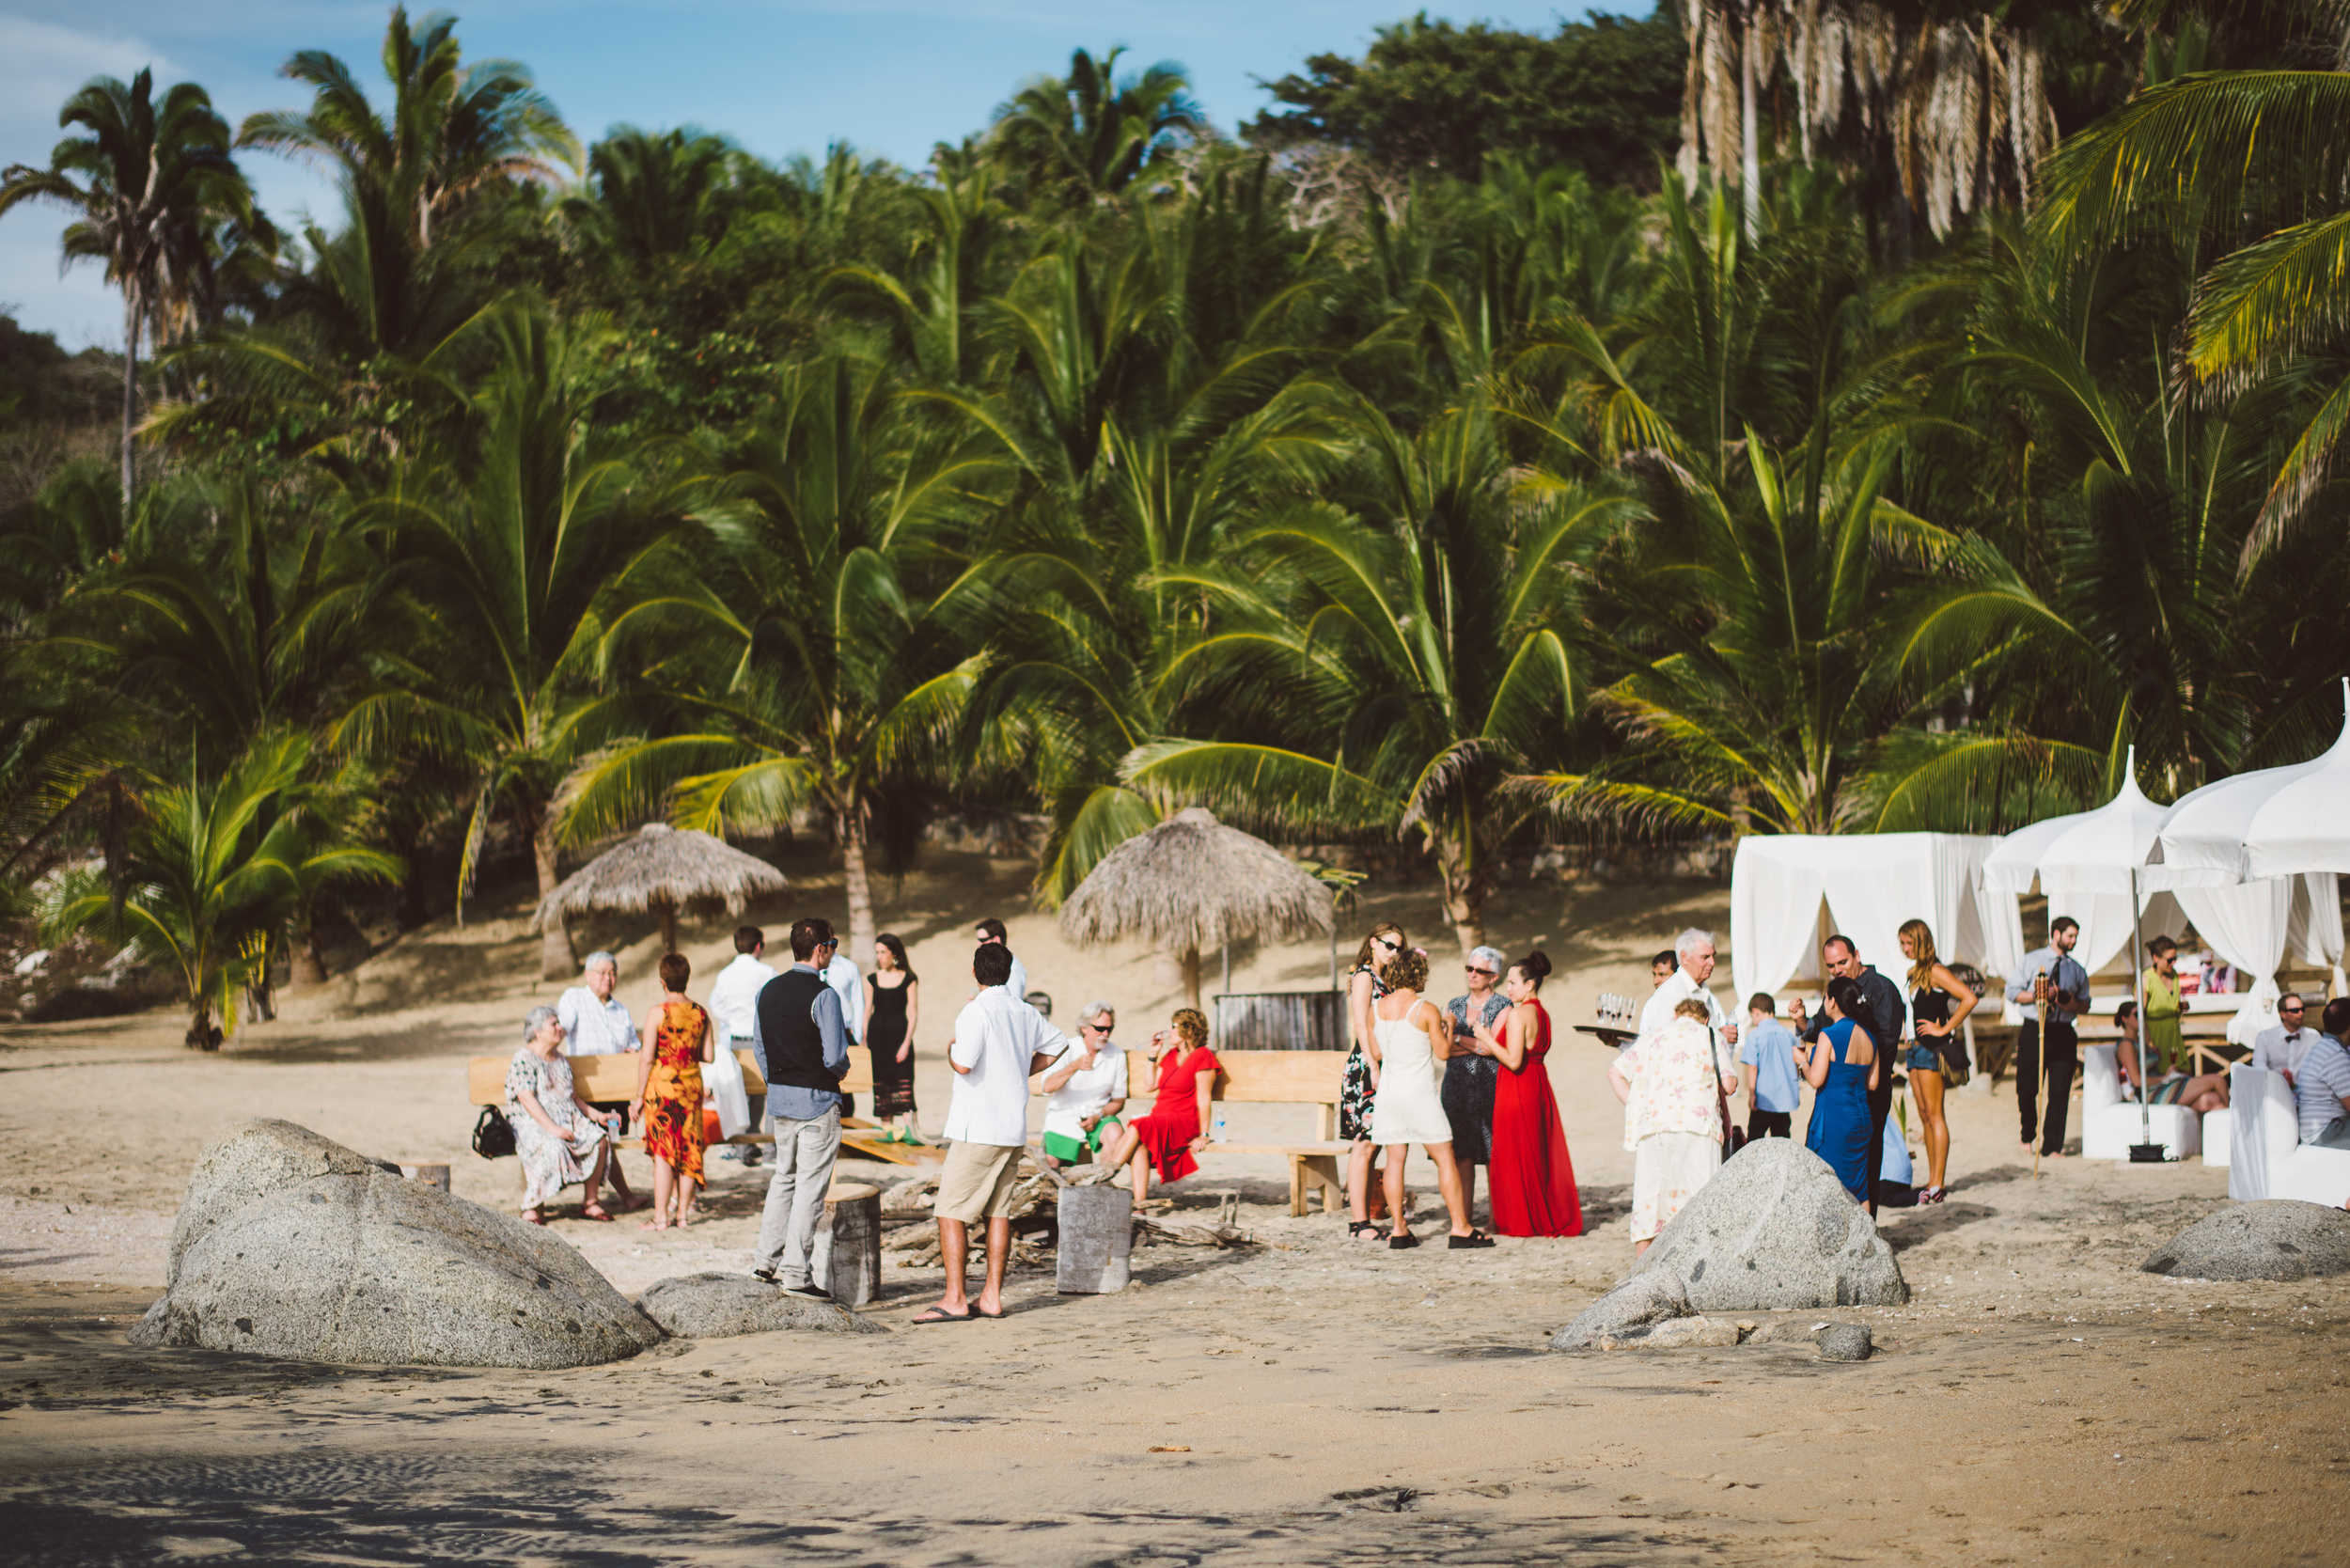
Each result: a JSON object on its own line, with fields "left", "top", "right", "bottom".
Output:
{"left": 1213, "top": 991, "right": 1345, "bottom": 1051}
{"left": 472, "top": 1048, "right": 772, "bottom": 1105}
{"left": 1131, "top": 1050, "right": 1346, "bottom": 1105}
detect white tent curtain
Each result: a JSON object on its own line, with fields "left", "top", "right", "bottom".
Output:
{"left": 1730, "top": 834, "right": 2013, "bottom": 1004}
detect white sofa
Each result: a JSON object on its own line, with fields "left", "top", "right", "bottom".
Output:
{"left": 2226, "top": 1065, "right": 2350, "bottom": 1206}
{"left": 2079, "top": 1045, "right": 2201, "bottom": 1162}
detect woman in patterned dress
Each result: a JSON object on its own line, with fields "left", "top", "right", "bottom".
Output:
{"left": 1343, "top": 923, "right": 1407, "bottom": 1239}
{"left": 631, "top": 951, "right": 713, "bottom": 1230}
{"left": 506, "top": 1005, "right": 619, "bottom": 1224}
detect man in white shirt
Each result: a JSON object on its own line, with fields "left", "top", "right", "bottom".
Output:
{"left": 820, "top": 933, "right": 864, "bottom": 1044}
{"left": 976, "top": 917, "right": 1029, "bottom": 1003}
{"left": 913, "top": 944, "right": 1064, "bottom": 1325}
{"left": 1038, "top": 1000, "right": 1128, "bottom": 1168}
{"left": 556, "top": 951, "right": 643, "bottom": 1207}
{"left": 704, "top": 926, "right": 778, "bottom": 1161}
{"left": 2252, "top": 994, "right": 2315, "bottom": 1084}
{"left": 1638, "top": 928, "right": 1737, "bottom": 1047}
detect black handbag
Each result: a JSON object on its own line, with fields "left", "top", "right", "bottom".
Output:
{"left": 471, "top": 1105, "right": 516, "bottom": 1159}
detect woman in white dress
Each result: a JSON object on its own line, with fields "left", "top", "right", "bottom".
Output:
{"left": 1367, "top": 949, "right": 1494, "bottom": 1250}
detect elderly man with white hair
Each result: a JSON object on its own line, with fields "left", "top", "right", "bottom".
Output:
{"left": 556, "top": 950, "right": 647, "bottom": 1210}
{"left": 1037, "top": 999, "right": 1128, "bottom": 1168}
{"left": 1638, "top": 929, "right": 1738, "bottom": 1048}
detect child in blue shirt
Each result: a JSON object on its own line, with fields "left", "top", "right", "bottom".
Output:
{"left": 1739, "top": 993, "right": 1803, "bottom": 1139}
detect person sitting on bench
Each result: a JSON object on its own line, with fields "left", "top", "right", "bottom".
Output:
{"left": 2112, "top": 999, "right": 2229, "bottom": 1115}
{"left": 1038, "top": 1000, "right": 1127, "bottom": 1168}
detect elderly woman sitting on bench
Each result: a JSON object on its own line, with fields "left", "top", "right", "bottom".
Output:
{"left": 506, "top": 1004, "right": 620, "bottom": 1224}
{"left": 2113, "top": 1000, "right": 2229, "bottom": 1115}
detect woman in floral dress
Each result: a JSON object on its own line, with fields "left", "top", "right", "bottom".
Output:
{"left": 1343, "top": 923, "right": 1407, "bottom": 1239}
{"left": 506, "top": 1005, "right": 619, "bottom": 1224}
{"left": 632, "top": 951, "right": 714, "bottom": 1230}
{"left": 1607, "top": 996, "right": 1738, "bottom": 1255}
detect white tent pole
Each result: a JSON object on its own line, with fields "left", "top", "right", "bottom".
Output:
{"left": 2133, "top": 864, "right": 2153, "bottom": 1151}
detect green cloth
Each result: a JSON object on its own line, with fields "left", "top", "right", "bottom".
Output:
{"left": 1042, "top": 1116, "right": 1122, "bottom": 1165}
{"left": 2142, "top": 967, "right": 2185, "bottom": 1073}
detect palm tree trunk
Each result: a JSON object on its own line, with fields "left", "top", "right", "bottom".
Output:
{"left": 119, "top": 285, "right": 140, "bottom": 520}
{"left": 533, "top": 814, "right": 575, "bottom": 980}
{"left": 1739, "top": 0, "right": 1762, "bottom": 241}
{"left": 841, "top": 815, "right": 876, "bottom": 974}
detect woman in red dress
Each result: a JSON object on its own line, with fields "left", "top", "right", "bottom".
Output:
{"left": 1090, "top": 1007, "right": 1220, "bottom": 1207}
{"left": 1471, "top": 950, "right": 1581, "bottom": 1237}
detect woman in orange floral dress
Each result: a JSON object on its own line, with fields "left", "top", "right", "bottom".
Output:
{"left": 631, "top": 951, "right": 714, "bottom": 1229}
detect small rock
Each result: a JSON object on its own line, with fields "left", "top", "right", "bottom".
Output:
{"left": 1550, "top": 1269, "right": 1692, "bottom": 1351}
{"left": 1815, "top": 1323, "right": 1872, "bottom": 1361}
{"left": 2140, "top": 1201, "right": 2350, "bottom": 1281}
{"left": 1626, "top": 1314, "right": 1743, "bottom": 1349}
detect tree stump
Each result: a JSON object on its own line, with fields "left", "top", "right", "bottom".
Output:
{"left": 813, "top": 1182, "right": 882, "bottom": 1306}
{"left": 1056, "top": 1184, "right": 1133, "bottom": 1294}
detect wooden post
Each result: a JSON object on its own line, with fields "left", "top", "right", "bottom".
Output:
{"left": 1056, "top": 1184, "right": 1134, "bottom": 1294}
{"left": 2033, "top": 980, "right": 2048, "bottom": 1180}
{"left": 814, "top": 1181, "right": 882, "bottom": 1306}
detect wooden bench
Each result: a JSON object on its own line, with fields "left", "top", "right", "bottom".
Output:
{"left": 466, "top": 1050, "right": 942, "bottom": 1167}
{"left": 1124, "top": 1049, "right": 1351, "bottom": 1217}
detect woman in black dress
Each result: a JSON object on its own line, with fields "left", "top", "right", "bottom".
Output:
{"left": 864, "top": 933, "right": 922, "bottom": 1144}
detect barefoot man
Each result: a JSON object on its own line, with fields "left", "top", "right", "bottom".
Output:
{"left": 913, "top": 943, "right": 1064, "bottom": 1324}
{"left": 2009, "top": 916, "right": 2089, "bottom": 1162}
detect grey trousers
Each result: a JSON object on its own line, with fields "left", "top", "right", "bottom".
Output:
{"left": 755, "top": 1107, "right": 842, "bottom": 1287}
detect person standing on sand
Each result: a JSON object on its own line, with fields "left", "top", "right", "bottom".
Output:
{"left": 913, "top": 943, "right": 1065, "bottom": 1324}
{"left": 1366, "top": 949, "right": 1492, "bottom": 1250}
{"left": 1897, "top": 919, "right": 1978, "bottom": 1206}
{"left": 2141, "top": 935, "right": 2190, "bottom": 1077}
{"left": 705, "top": 927, "right": 776, "bottom": 1166}
{"left": 1792, "top": 935, "right": 1903, "bottom": 1215}
{"left": 974, "top": 917, "right": 1028, "bottom": 1002}
{"left": 1738, "top": 993, "right": 1802, "bottom": 1141}
{"left": 557, "top": 951, "right": 646, "bottom": 1210}
{"left": 1800, "top": 978, "right": 1879, "bottom": 1203}
{"left": 1472, "top": 950, "right": 1579, "bottom": 1238}
{"left": 1639, "top": 931, "right": 1738, "bottom": 1047}
{"left": 1612, "top": 996, "right": 1739, "bottom": 1255}
{"left": 507, "top": 1006, "right": 618, "bottom": 1225}
{"left": 750, "top": 918, "right": 852, "bottom": 1298}
{"left": 1441, "top": 946, "right": 1511, "bottom": 1217}
{"left": 632, "top": 951, "right": 713, "bottom": 1229}
{"left": 2007, "top": 917, "right": 2089, "bottom": 1162}
{"left": 1342, "top": 923, "right": 1408, "bottom": 1241}
{"left": 864, "top": 934, "right": 922, "bottom": 1143}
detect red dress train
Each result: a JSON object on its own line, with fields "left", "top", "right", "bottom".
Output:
{"left": 1487, "top": 1002, "right": 1582, "bottom": 1236}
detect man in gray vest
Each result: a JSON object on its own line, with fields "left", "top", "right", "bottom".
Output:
{"left": 749, "top": 917, "right": 851, "bottom": 1297}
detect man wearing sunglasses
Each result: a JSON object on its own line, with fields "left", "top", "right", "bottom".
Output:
{"left": 2252, "top": 994, "right": 2315, "bottom": 1086}
{"left": 1038, "top": 1001, "right": 1128, "bottom": 1168}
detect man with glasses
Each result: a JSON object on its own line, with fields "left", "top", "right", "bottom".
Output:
{"left": 2253, "top": 994, "right": 2316, "bottom": 1085}
{"left": 1038, "top": 1001, "right": 1128, "bottom": 1168}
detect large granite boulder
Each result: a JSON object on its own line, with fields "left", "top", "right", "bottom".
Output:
{"left": 130, "top": 1120, "right": 660, "bottom": 1368}
{"left": 636, "top": 1273, "right": 886, "bottom": 1337}
{"left": 1627, "top": 1138, "right": 1906, "bottom": 1309}
{"left": 2141, "top": 1200, "right": 2350, "bottom": 1281}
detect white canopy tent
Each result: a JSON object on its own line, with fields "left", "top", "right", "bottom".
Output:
{"left": 1730, "top": 833, "right": 2022, "bottom": 1006}
{"left": 1982, "top": 762, "right": 2188, "bottom": 980}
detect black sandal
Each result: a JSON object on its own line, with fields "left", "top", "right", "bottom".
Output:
{"left": 1349, "top": 1220, "right": 1375, "bottom": 1237}
{"left": 1448, "top": 1231, "right": 1496, "bottom": 1249}
{"left": 1387, "top": 1231, "right": 1420, "bottom": 1250}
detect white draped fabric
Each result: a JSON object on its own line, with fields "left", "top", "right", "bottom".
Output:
{"left": 2177, "top": 874, "right": 2350, "bottom": 1043}
{"left": 2154, "top": 678, "right": 2350, "bottom": 889}
{"left": 1730, "top": 834, "right": 2014, "bottom": 1004}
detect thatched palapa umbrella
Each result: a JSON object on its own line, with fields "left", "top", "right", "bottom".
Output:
{"left": 1059, "top": 808, "right": 1333, "bottom": 1009}
{"left": 532, "top": 823, "right": 789, "bottom": 956}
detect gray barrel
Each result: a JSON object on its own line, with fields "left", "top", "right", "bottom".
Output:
{"left": 1055, "top": 1184, "right": 1134, "bottom": 1294}
{"left": 814, "top": 1182, "right": 883, "bottom": 1306}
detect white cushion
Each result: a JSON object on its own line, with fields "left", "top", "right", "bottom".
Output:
{"left": 2084, "top": 1100, "right": 2201, "bottom": 1162}
{"left": 2229, "top": 1065, "right": 2350, "bottom": 1203}
{"left": 2202, "top": 1105, "right": 2231, "bottom": 1168}
{"left": 2083, "top": 1045, "right": 2121, "bottom": 1118}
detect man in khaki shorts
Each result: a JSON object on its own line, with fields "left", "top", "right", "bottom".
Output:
{"left": 913, "top": 943, "right": 1065, "bottom": 1324}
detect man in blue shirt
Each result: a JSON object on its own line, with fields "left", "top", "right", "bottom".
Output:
{"left": 1739, "top": 993, "right": 1801, "bottom": 1139}
{"left": 2007, "top": 917, "right": 2090, "bottom": 1159}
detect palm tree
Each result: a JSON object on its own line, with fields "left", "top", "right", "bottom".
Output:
{"left": 342, "top": 304, "right": 684, "bottom": 977}
{"left": 2032, "top": 28, "right": 2350, "bottom": 562}
{"left": 1127, "top": 396, "right": 1622, "bottom": 953}
{"left": 239, "top": 5, "right": 577, "bottom": 252}
{"left": 566, "top": 126, "right": 741, "bottom": 270}
{"left": 43, "top": 733, "right": 398, "bottom": 1047}
{"left": 0, "top": 70, "right": 257, "bottom": 515}
{"left": 988, "top": 47, "right": 1205, "bottom": 209}
{"left": 554, "top": 355, "right": 999, "bottom": 965}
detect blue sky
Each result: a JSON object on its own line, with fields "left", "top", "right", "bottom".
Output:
{"left": 1, "top": 1, "right": 1609, "bottom": 347}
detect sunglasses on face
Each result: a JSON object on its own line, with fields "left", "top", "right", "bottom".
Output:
{"left": 2282, "top": 1006, "right": 2306, "bottom": 1014}
{"left": 1468, "top": 966, "right": 1496, "bottom": 977}
{"left": 1085, "top": 1021, "right": 1113, "bottom": 1033}
{"left": 1374, "top": 937, "right": 1401, "bottom": 951}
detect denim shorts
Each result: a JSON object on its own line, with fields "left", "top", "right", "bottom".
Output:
{"left": 1905, "top": 1043, "right": 1944, "bottom": 1074}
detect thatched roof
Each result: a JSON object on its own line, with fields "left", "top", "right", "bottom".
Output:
{"left": 530, "top": 823, "right": 788, "bottom": 932}
{"left": 1058, "top": 808, "right": 1332, "bottom": 953}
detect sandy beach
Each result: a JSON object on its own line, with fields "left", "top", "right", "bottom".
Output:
{"left": 4, "top": 849, "right": 2346, "bottom": 1564}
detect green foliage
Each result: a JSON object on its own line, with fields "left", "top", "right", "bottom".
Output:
{"left": 1246, "top": 8, "right": 1684, "bottom": 187}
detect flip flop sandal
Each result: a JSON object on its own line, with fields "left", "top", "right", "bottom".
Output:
{"left": 1448, "top": 1231, "right": 1496, "bottom": 1249}
{"left": 1387, "top": 1232, "right": 1420, "bottom": 1250}
{"left": 973, "top": 1306, "right": 1006, "bottom": 1320}
{"left": 909, "top": 1307, "right": 976, "bottom": 1325}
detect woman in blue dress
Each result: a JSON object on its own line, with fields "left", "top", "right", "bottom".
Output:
{"left": 1802, "top": 976, "right": 1880, "bottom": 1202}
